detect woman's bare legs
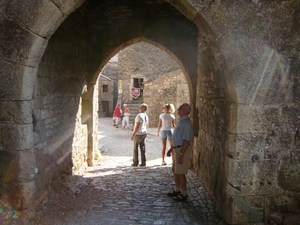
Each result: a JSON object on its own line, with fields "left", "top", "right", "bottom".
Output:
{"left": 161, "top": 139, "right": 167, "bottom": 165}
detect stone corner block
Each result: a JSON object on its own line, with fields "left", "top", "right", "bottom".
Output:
{"left": 223, "top": 195, "right": 264, "bottom": 224}
{"left": 2, "top": 124, "right": 33, "bottom": 150}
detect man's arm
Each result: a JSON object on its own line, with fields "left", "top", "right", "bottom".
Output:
{"left": 178, "top": 140, "right": 190, "bottom": 164}
{"left": 130, "top": 121, "right": 140, "bottom": 140}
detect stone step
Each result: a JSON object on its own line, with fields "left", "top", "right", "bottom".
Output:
{"left": 123, "top": 102, "right": 144, "bottom": 125}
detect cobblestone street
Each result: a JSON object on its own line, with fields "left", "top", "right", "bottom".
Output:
{"left": 28, "top": 117, "right": 222, "bottom": 225}
{"left": 81, "top": 165, "right": 221, "bottom": 225}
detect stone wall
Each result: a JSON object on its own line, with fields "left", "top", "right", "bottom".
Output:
{"left": 118, "top": 42, "right": 180, "bottom": 103}
{"left": 190, "top": 1, "right": 300, "bottom": 224}
{"left": 72, "top": 98, "right": 88, "bottom": 173}
{"left": 194, "top": 45, "right": 228, "bottom": 219}
{"left": 101, "top": 62, "right": 118, "bottom": 110}
{"left": 32, "top": 9, "right": 90, "bottom": 205}
{"left": 144, "top": 69, "right": 189, "bottom": 127}
{"left": 98, "top": 75, "right": 114, "bottom": 117}
{"left": 0, "top": 1, "right": 299, "bottom": 224}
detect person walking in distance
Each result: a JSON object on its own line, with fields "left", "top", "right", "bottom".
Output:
{"left": 166, "top": 103, "right": 193, "bottom": 201}
{"left": 130, "top": 103, "right": 149, "bottom": 167}
{"left": 122, "top": 104, "right": 131, "bottom": 129}
{"left": 113, "top": 104, "right": 121, "bottom": 128}
{"left": 157, "top": 103, "right": 175, "bottom": 166}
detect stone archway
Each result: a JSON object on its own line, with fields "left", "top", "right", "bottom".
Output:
{"left": 0, "top": 0, "right": 299, "bottom": 224}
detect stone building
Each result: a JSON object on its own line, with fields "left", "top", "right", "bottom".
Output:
{"left": 97, "top": 74, "right": 114, "bottom": 117}
{"left": 101, "top": 60, "right": 119, "bottom": 110}
{"left": 0, "top": 1, "right": 299, "bottom": 224}
{"left": 118, "top": 42, "right": 180, "bottom": 102}
{"left": 118, "top": 42, "right": 189, "bottom": 126}
{"left": 144, "top": 68, "right": 189, "bottom": 127}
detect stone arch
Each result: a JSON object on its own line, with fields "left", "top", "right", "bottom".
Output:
{"left": 102, "top": 37, "right": 195, "bottom": 101}
{"left": 1, "top": 0, "right": 299, "bottom": 224}
{"left": 0, "top": 0, "right": 231, "bottom": 213}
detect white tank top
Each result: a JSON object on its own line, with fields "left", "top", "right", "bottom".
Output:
{"left": 159, "top": 113, "right": 175, "bottom": 130}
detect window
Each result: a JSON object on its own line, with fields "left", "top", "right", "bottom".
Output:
{"left": 103, "top": 85, "right": 108, "bottom": 93}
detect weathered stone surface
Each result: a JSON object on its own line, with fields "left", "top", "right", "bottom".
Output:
{"left": 282, "top": 213, "right": 300, "bottom": 225}
{"left": 0, "top": 15, "right": 48, "bottom": 67}
{"left": 270, "top": 193, "right": 300, "bottom": 212}
{"left": 4, "top": 0, "right": 67, "bottom": 38}
{"left": 0, "top": 150, "right": 37, "bottom": 209}
{"left": 0, "top": 100, "right": 33, "bottom": 124}
{"left": 227, "top": 104, "right": 289, "bottom": 134}
{"left": 118, "top": 42, "right": 188, "bottom": 127}
{"left": 2, "top": 124, "right": 33, "bottom": 150}
{"left": 282, "top": 106, "right": 300, "bottom": 127}
{"left": 190, "top": 0, "right": 297, "bottom": 105}
{"left": 226, "top": 133, "right": 266, "bottom": 160}
{"left": 0, "top": 0, "right": 299, "bottom": 223}
{"left": 223, "top": 195, "right": 264, "bottom": 224}
{"left": 0, "top": 60, "right": 37, "bottom": 100}
{"left": 144, "top": 69, "right": 189, "bottom": 127}
{"left": 268, "top": 212, "right": 283, "bottom": 224}
{"left": 97, "top": 73, "right": 114, "bottom": 117}
{"left": 278, "top": 164, "right": 300, "bottom": 192}
{"left": 51, "top": 0, "right": 85, "bottom": 16}
{"left": 225, "top": 156, "right": 279, "bottom": 196}
{"left": 0, "top": 150, "right": 19, "bottom": 187}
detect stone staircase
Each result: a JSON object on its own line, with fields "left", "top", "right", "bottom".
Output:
{"left": 125, "top": 99, "right": 143, "bottom": 125}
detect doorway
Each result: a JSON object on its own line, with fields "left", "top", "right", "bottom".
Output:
{"left": 102, "top": 101, "right": 109, "bottom": 117}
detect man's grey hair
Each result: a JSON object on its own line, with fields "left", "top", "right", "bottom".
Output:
{"left": 181, "top": 103, "right": 191, "bottom": 114}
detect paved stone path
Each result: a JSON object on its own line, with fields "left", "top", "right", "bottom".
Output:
{"left": 24, "top": 117, "right": 223, "bottom": 225}
{"left": 74, "top": 118, "right": 222, "bottom": 225}
{"left": 80, "top": 165, "right": 221, "bottom": 225}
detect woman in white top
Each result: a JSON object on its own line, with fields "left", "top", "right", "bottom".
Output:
{"left": 157, "top": 103, "right": 175, "bottom": 165}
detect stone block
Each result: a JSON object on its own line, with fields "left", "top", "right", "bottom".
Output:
{"left": 264, "top": 146, "right": 291, "bottom": 163}
{"left": 0, "top": 60, "right": 37, "bottom": 100}
{"left": 0, "top": 150, "right": 37, "bottom": 209}
{"left": 283, "top": 213, "right": 300, "bottom": 225}
{"left": 226, "top": 133, "right": 265, "bottom": 160}
{"left": 8, "top": 180, "right": 36, "bottom": 209}
{"left": 2, "top": 124, "right": 33, "bottom": 150}
{"left": 0, "top": 150, "right": 19, "bottom": 185}
{"left": 4, "top": 0, "right": 66, "bottom": 38}
{"left": 223, "top": 195, "right": 264, "bottom": 224}
{"left": 228, "top": 104, "right": 262, "bottom": 134}
{"left": 0, "top": 17, "right": 47, "bottom": 67}
{"left": 228, "top": 103, "right": 283, "bottom": 134}
{"left": 225, "top": 156, "right": 279, "bottom": 196}
{"left": 283, "top": 106, "right": 300, "bottom": 128}
{"left": 271, "top": 193, "right": 300, "bottom": 212}
{"left": 278, "top": 164, "right": 300, "bottom": 192}
{"left": 0, "top": 100, "right": 33, "bottom": 124}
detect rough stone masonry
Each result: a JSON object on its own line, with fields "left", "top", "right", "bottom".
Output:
{"left": 0, "top": 0, "right": 299, "bottom": 224}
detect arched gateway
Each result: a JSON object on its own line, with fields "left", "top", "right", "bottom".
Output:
{"left": 0, "top": 1, "right": 299, "bottom": 224}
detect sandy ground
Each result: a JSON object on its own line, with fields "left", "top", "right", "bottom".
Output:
{"left": 96, "top": 117, "right": 172, "bottom": 168}
{"left": 25, "top": 117, "right": 173, "bottom": 224}
{"left": 2, "top": 117, "right": 222, "bottom": 225}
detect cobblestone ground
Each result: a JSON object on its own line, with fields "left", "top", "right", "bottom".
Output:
{"left": 24, "top": 118, "right": 223, "bottom": 225}
{"left": 79, "top": 166, "right": 221, "bottom": 225}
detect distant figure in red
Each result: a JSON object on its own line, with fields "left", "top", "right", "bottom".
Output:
{"left": 113, "top": 104, "right": 121, "bottom": 128}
